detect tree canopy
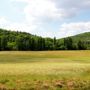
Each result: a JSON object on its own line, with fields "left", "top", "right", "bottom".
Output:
{"left": 0, "top": 29, "right": 90, "bottom": 51}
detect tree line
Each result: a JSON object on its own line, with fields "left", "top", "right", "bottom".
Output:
{"left": 0, "top": 29, "right": 89, "bottom": 51}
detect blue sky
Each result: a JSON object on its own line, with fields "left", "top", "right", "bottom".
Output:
{"left": 0, "top": 0, "right": 90, "bottom": 38}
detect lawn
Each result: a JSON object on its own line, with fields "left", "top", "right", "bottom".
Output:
{"left": 0, "top": 51, "right": 90, "bottom": 90}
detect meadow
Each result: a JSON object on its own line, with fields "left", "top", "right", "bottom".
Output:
{"left": 0, "top": 51, "right": 90, "bottom": 90}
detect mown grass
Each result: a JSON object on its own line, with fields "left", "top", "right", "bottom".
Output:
{"left": 0, "top": 51, "right": 90, "bottom": 90}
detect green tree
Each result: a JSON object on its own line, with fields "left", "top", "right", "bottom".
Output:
{"left": 78, "top": 40, "right": 86, "bottom": 50}
{"left": 1, "top": 36, "right": 8, "bottom": 50}
{"left": 53, "top": 37, "right": 56, "bottom": 50}
{"left": 7, "top": 42, "right": 16, "bottom": 50}
{"left": 30, "top": 37, "right": 36, "bottom": 50}
{"left": 16, "top": 36, "right": 24, "bottom": 50}
{"left": 64, "top": 37, "right": 73, "bottom": 50}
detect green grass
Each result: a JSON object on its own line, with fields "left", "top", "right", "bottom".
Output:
{"left": 0, "top": 51, "right": 90, "bottom": 90}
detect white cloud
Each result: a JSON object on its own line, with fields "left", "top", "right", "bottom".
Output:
{"left": 23, "top": 0, "right": 63, "bottom": 24}
{"left": 1, "top": 0, "right": 90, "bottom": 38}
{"left": 57, "top": 22, "right": 90, "bottom": 38}
{"left": 0, "top": 18, "right": 90, "bottom": 38}
{"left": 12, "top": 0, "right": 90, "bottom": 22}
{"left": 10, "top": 0, "right": 28, "bottom": 2}
{"left": 0, "top": 17, "right": 37, "bottom": 33}
{"left": 0, "top": 17, "right": 8, "bottom": 25}
{"left": 12, "top": 0, "right": 76, "bottom": 23}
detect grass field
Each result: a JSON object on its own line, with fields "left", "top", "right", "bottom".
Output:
{"left": 0, "top": 51, "right": 90, "bottom": 90}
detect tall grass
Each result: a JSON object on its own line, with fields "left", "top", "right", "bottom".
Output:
{"left": 0, "top": 51, "right": 90, "bottom": 90}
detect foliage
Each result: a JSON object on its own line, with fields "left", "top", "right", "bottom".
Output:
{"left": 0, "top": 28, "right": 90, "bottom": 50}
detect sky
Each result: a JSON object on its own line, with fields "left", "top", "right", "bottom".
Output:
{"left": 0, "top": 0, "right": 90, "bottom": 38}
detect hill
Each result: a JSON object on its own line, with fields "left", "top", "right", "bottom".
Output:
{"left": 71, "top": 32, "right": 90, "bottom": 42}
{"left": 0, "top": 28, "right": 53, "bottom": 51}
{"left": 58, "top": 32, "right": 90, "bottom": 49}
{"left": 0, "top": 28, "right": 90, "bottom": 50}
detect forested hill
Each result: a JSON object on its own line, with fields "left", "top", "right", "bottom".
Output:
{"left": 0, "top": 28, "right": 90, "bottom": 50}
{"left": 71, "top": 32, "right": 90, "bottom": 42}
